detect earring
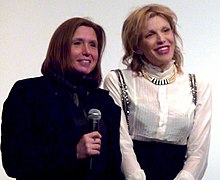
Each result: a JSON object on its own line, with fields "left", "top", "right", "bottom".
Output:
{"left": 174, "top": 60, "right": 178, "bottom": 67}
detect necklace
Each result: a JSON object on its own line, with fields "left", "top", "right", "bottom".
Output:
{"left": 141, "top": 66, "right": 177, "bottom": 85}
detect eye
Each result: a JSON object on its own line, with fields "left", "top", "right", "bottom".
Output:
{"left": 145, "top": 31, "right": 155, "bottom": 39}
{"left": 146, "top": 34, "right": 152, "bottom": 38}
{"left": 163, "top": 27, "right": 171, "bottom": 33}
{"left": 89, "top": 41, "right": 98, "bottom": 48}
{"left": 72, "top": 41, "right": 81, "bottom": 46}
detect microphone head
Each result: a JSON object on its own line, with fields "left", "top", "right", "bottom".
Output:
{"left": 88, "top": 109, "right": 101, "bottom": 121}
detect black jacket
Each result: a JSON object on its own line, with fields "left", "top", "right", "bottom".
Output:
{"left": 1, "top": 75, "right": 123, "bottom": 180}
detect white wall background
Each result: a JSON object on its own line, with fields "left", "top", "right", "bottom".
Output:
{"left": 1, "top": 0, "right": 219, "bottom": 179}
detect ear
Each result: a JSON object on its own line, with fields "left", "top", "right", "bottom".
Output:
{"left": 133, "top": 46, "right": 143, "bottom": 54}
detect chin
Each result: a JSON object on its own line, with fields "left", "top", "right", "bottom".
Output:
{"left": 73, "top": 67, "right": 90, "bottom": 74}
{"left": 158, "top": 56, "right": 173, "bottom": 62}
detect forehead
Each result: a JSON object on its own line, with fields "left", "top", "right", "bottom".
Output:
{"left": 142, "top": 15, "right": 170, "bottom": 31}
{"left": 72, "top": 25, "right": 97, "bottom": 40}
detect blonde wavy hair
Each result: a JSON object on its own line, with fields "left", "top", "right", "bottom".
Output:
{"left": 122, "top": 4, "right": 183, "bottom": 74}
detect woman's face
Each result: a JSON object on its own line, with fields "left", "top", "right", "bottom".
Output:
{"left": 139, "top": 15, "right": 175, "bottom": 70}
{"left": 70, "top": 26, "right": 98, "bottom": 75}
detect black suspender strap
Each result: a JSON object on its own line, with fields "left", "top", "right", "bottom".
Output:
{"left": 114, "top": 69, "right": 131, "bottom": 134}
{"left": 189, "top": 74, "right": 197, "bottom": 105}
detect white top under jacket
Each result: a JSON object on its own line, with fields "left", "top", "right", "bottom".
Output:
{"left": 103, "top": 63, "right": 212, "bottom": 180}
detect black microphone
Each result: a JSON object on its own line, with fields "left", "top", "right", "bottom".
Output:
{"left": 88, "top": 109, "right": 101, "bottom": 131}
{"left": 88, "top": 109, "right": 101, "bottom": 171}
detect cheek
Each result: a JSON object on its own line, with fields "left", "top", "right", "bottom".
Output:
{"left": 141, "top": 43, "right": 153, "bottom": 57}
{"left": 170, "top": 33, "right": 175, "bottom": 44}
{"left": 70, "top": 50, "right": 79, "bottom": 62}
{"left": 170, "top": 37, "right": 175, "bottom": 52}
{"left": 93, "top": 51, "right": 99, "bottom": 62}
{"left": 140, "top": 39, "right": 153, "bottom": 51}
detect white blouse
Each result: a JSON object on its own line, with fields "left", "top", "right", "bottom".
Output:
{"left": 103, "top": 65, "right": 212, "bottom": 180}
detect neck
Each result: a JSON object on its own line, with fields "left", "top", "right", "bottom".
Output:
{"left": 140, "top": 56, "right": 174, "bottom": 73}
{"left": 141, "top": 63, "right": 177, "bottom": 85}
{"left": 150, "top": 61, "right": 174, "bottom": 72}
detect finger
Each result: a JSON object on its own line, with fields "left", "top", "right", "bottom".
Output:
{"left": 89, "top": 149, "right": 101, "bottom": 156}
{"left": 86, "top": 140, "right": 101, "bottom": 151}
{"left": 92, "top": 138, "right": 101, "bottom": 145}
{"left": 89, "top": 131, "right": 102, "bottom": 139}
{"left": 91, "top": 143, "right": 101, "bottom": 150}
{"left": 81, "top": 134, "right": 99, "bottom": 144}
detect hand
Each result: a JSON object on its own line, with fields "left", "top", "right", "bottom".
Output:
{"left": 76, "top": 131, "right": 102, "bottom": 159}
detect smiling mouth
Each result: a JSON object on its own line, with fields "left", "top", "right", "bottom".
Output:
{"left": 155, "top": 46, "right": 170, "bottom": 54}
{"left": 78, "top": 59, "right": 91, "bottom": 63}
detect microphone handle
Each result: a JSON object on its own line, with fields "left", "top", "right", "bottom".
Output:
{"left": 92, "top": 120, "right": 99, "bottom": 131}
{"left": 90, "top": 120, "right": 98, "bottom": 171}
{"left": 89, "top": 157, "right": 93, "bottom": 171}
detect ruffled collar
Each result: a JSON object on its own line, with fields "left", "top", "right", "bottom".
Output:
{"left": 142, "top": 60, "right": 176, "bottom": 79}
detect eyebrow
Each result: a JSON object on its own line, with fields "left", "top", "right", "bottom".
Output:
{"left": 72, "top": 38, "right": 98, "bottom": 43}
{"left": 145, "top": 25, "right": 171, "bottom": 32}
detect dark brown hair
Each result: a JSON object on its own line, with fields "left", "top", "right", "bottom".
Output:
{"left": 41, "top": 17, "right": 106, "bottom": 85}
{"left": 122, "top": 4, "right": 183, "bottom": 74}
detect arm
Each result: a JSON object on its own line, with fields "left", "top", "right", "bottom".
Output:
{"left": 175, "top": 77, "right": 212, "bottom": 180}
{"left": 1, "top": 80, "right": 78, "bottom": 177}
{"left": 1, "top": 81, "right": 50, "bottom": 177}
{"left": 104, "top": 71, "right": 146, "bottom": 180}
{"left": 103, "top": 94, "right": 124, "bottom": 179}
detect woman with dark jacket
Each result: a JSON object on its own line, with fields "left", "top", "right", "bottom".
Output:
{"left": 1, "top": 17, "right": 123, "bottom": 180}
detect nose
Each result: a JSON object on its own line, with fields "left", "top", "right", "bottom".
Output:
{"left": 82, "top": 44, "right": 91, "bottom": 56}
{"left": 157, "top": 33, "right": 166, "bottom": 44}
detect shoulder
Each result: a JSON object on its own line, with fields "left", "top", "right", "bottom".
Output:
{"left": 194, "top": 73, "right": 211, "bottom": 87}
{"left": 178, "top": 71, "right": 211, "bottom": 88}
{"left": 4, "top": 76, "right": 50, "bottom": 108}
{"left": 104, "top": 70, "right": 119, "bottom": 81}
{"left": 105, "top": 69, "right": 132, "bottom": 78}
{"left": 182, "top": 71, "right": 212, "bottom": 97}
{"left": 96, "top": 89, "right": 121, "bottom": 123}
{"left": 13, "top": 76, "right": 48, "bottom": 89}
{"left": 94, "top": 88, "right": 120, "bottom": 109}
{"left": 184, "top": 72, "right": 211, "bottom": 91}
{"left": 10, "top": 76, "right": 41, "bottom": 91}
{"left": 8, "top": 76, "right": 52, "bottom": 98}
{"left": 95, "top": 88, "right": 110, "bottom": 98}
{"left": 104, "top": 68, "right": 132, "bottom": 86}
{"left": 194, "top": 73, "right": 212, "bottom": 97}
{"left": 95, "top": 88, "right": 118, "bottom": 104}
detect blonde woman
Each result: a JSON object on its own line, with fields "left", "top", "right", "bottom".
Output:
{"left": 104, "top": 4, "right": 212, "bottom": 180}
